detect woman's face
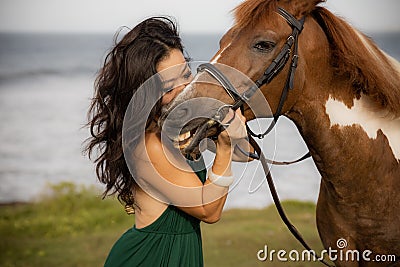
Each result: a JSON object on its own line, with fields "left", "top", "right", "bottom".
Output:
{"left": 157, "top": 49, "right": 192, "bottom": 106}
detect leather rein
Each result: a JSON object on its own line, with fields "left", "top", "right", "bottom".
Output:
{"left": 193, "top": 7, "right": 333, "bottom": 267}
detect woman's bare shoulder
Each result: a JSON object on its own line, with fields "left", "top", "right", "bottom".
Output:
{"left": 143, "top": 132, "right": 196, "bottom": 180}
{"left": 143, "top": 132, "right": 178, "bottom": 167}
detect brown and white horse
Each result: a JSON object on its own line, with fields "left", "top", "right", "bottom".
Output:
{"left": 160, "top": 0, "right": 400, "bottom": 265}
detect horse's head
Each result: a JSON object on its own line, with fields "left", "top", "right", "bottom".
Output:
{"left": 159, "top": 0, "right": 326, "bottom": 154}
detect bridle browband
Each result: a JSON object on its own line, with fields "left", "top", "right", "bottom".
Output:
{"left": 195, "top": 7, "right": 333, "bottom": 267}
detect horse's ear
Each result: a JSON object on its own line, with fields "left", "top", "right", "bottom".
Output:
{"left": 278, "top": 0, "right": 325, "bottom": 18}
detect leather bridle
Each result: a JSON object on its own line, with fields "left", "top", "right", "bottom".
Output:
{"left": 191, "top": 7, "right": 333, "bottom": 267}
{"left": 197, "top": 7, "right": 305, "bottom": 139}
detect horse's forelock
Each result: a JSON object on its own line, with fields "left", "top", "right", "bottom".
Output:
{"left": 233, "top": 0, "right": 277, "bottom": 30}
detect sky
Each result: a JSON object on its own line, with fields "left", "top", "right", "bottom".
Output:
{"left": 0, "top": 0, "right": 399, "bottom": 34}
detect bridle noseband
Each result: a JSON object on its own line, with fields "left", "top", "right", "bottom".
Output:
{"left": 193, "top": 8, "right": 334, "bottom": 267}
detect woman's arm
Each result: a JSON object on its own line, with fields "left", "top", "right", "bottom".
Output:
{"left": 137, "top": 109, "right": 246, "bottom": 224}
{"left": 206, "top": 138, "right": 254, "bottom": 162}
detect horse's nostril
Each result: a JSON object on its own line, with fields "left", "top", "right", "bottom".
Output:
{"left": 163, "top": 106, "right": 191, "bottom": 130}
{"left": 165, "top": 106, "right": 190, "bottom": 125}
{"left": 176, "top": 107, "right": 190, "bottom": 118}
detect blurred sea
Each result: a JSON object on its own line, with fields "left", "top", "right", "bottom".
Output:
{"left": 0, "top": 31, "right": 399, "bottom": 209}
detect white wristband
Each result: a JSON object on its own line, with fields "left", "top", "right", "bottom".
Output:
{"left": 208, "top": 169, "right": 234, "bottom": 187}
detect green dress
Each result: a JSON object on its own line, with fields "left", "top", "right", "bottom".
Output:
{"left": 104, "top": 159, "right": 207, "bottom": 267}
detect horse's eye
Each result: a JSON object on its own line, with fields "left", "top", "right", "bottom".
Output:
{"left": 253, "top": 41, "right": 275, "bottom": 52}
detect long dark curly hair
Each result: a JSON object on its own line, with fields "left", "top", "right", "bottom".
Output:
{"left": 85, "top": 16, "right": 184, "bottom": 210}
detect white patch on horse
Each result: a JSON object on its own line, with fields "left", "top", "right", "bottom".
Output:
{"left": 211, "top": 42, "right": 231, "bottom": 64}
{"left": 325, "top": 95, "right": 400, "bottom": 159}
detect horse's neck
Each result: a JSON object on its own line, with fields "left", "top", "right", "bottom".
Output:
{"left": 286, "top": 20, "right": 400, "bottom": 190}
{"left": 287, "top": 81, "right": 400, "bottom": 193}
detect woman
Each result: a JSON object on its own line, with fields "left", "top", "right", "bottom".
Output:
{"left": 86, "top": 17, "right": 247, "bottom": 266}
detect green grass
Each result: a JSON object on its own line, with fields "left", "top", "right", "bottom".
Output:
{"left": 0, "top": 182, "right": 328, "bottom": 267}
{"left": 202, "top": 202, "right": 328, "bottom": 266}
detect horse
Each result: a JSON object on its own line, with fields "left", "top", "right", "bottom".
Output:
{"left": 159, "top": 0, "right": 400, "bottom": 266}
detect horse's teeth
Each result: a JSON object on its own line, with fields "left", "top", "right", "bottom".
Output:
{"left": 178, "top": 131, "right": 191, "bottom": 141}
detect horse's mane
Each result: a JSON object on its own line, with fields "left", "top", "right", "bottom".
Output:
{"left": 233, "top": 0, "right": 324, "bottom": 31}
{"left": 311, "top": 7, "right": 400, "bottom": 116}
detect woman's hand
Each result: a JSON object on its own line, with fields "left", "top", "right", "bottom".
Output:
{"left": 217, "top": 109, "right": 247, "bottom": 149}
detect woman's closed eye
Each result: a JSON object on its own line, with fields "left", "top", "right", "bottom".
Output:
{"left": 183, "top": 69, "right": 192, "bottom": 80}
{"left": 162, "top": 69, "right": 192, "bottom": 93}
